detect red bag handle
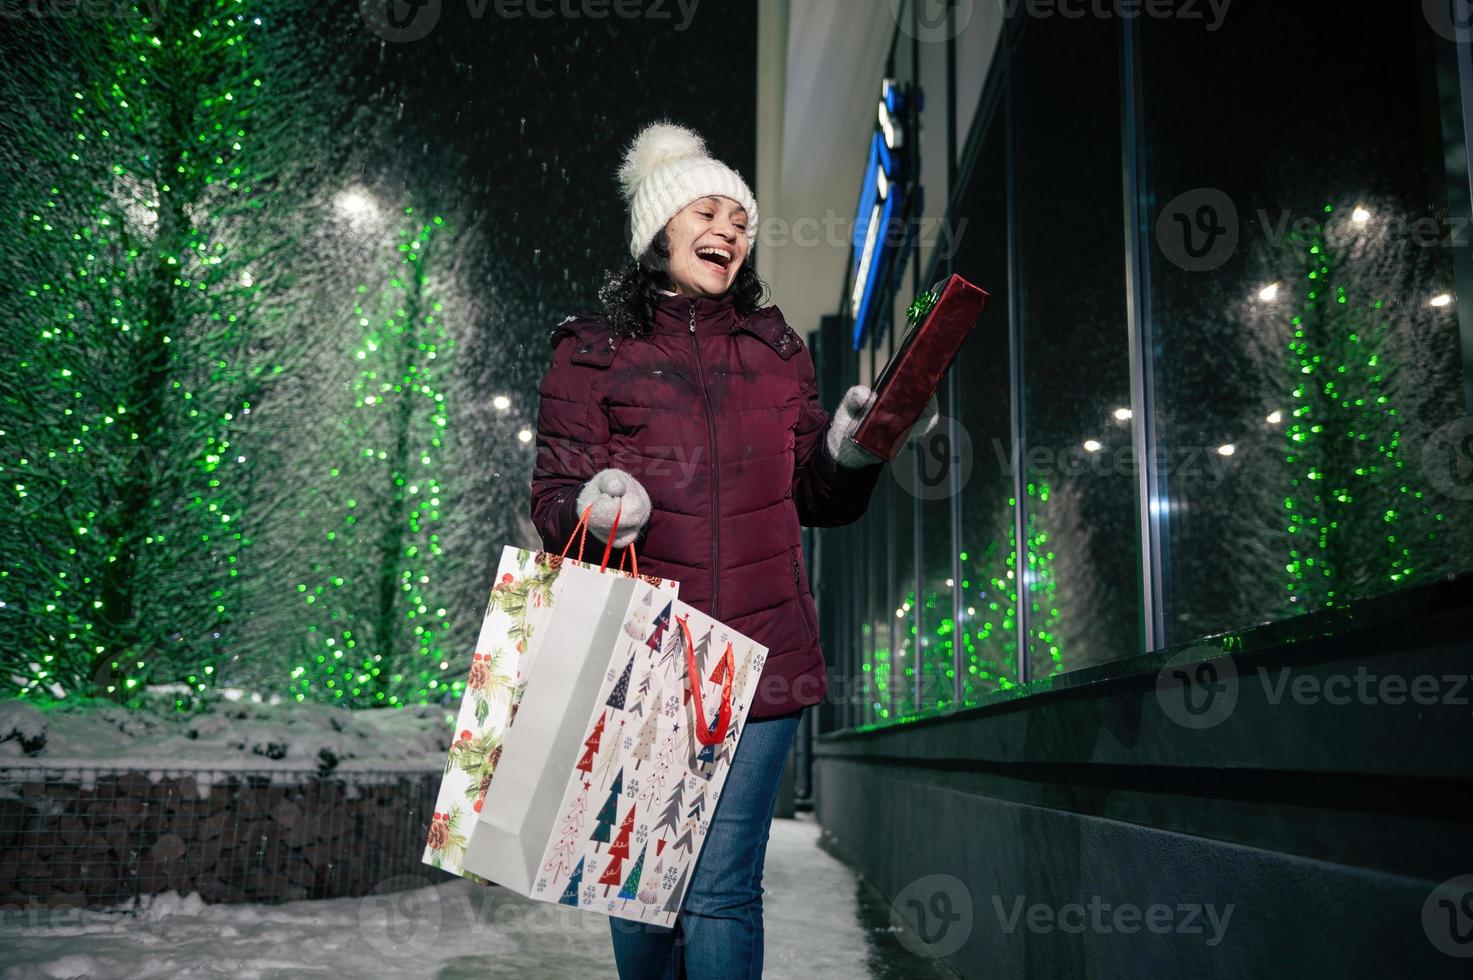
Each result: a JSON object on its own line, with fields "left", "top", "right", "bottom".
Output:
{"left": 676, "top": 613, "right": 734, "bottom": 746}
{"left": 560, "top": 502, "right": 638, "bottom": 577}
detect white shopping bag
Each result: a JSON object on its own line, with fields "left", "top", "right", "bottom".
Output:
{"left": 462, "top": 572, "right": 768, "bottom": 926}
{"left": 422, "top": 517, "right": 675, "bottom": 878}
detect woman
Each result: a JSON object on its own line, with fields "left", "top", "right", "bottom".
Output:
{"left": 529, "top": 121, "right": 937, "bottom": 980}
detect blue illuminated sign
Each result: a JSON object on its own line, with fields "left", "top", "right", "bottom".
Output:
{"left": 850, "top": 78, "right": 905, "bottom": 350}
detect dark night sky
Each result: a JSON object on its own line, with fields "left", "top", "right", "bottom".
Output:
{"left": 340, "top": 0, "right": 759, "bottom": 393}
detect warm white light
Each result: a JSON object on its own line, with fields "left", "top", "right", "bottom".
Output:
{"left": 1266, "top": 410, "right": 1283, "bottom": 424}
{"left": 1113, "top": 407, "right": 1132, "bottom": 421}
{"left": 1352, "top": 207, "right": 1370, "bottom": 224}
{"left": 896, "top": 608, "right": 906, "bottom": 619}
{"left": 1083, "top": 439, "right": 1102, "bottom": 453}
{"left": 516, "top": 428, "right": 532, "bottom": 443}
{"left": 1430, "top": 293, "right": 1454, "bottom": 308}
{"left": 334, "top": 189, "right": 376, "bottom": 218}
{"left": 1217, "top": 444, "right": 1236, "bottom": 456}
{"left": 492, "top": 394, "right": 511, "bottom": 411}
{"left": 1258, "top": 282, "right": 1280, "bottom": 302}
{"left": 966, "top": 606, "right": 976, "bottom": 616}
{"left": 945, "top": 578, "right": 954, "bottom": 588}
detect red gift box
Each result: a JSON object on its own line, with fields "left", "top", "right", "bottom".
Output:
{"left": 847, "top": 273, "right": 990, "bottom": 461}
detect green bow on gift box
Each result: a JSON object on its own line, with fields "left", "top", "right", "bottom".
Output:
{"left": 905, "top": 285, "right": 940, "bottom": 330}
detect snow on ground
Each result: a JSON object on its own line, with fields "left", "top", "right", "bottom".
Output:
{"left": 0, "top": 697, "right": 451, "bottom": 781}
{"left": 0, "top": 815, "right": 876, "bottom": 980}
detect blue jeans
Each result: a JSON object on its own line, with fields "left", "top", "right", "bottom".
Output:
{"left": 608, "top": 710, "right": 802, "bottom": 980}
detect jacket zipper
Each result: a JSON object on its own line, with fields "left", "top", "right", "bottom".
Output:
{"left": 689, "top": 299, "right": 720, "bottom": 619}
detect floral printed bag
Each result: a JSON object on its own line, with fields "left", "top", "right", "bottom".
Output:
{"left": 422, "top": 508, "right": 676, "bottom": 878}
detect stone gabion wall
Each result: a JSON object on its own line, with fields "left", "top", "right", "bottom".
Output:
{"left": 0, "top": 767, "right": 448, "bottom": 910}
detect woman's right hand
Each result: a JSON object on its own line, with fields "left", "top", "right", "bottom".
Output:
{"left": 575, "top": 468, "right": 651, "bottom": 548}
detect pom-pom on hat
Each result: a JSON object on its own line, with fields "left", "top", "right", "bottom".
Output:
{"left": 618, "top": 121, "right": 759, "bottom": 262}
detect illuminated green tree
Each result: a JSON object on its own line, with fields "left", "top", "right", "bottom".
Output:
{"left": 0, "top": 1, "right": 371, "bottom": 701}
{"left": 1277, "top": 207, "right": 1447, "bottom": 610}
{"left": 285, "top": 214, "right": 466, "bottom": 707}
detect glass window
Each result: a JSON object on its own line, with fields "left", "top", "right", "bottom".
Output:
{"left": 1139, "top": 3, "right": 1473, "bottom": 645}
{"left": 951, "top": 99, "right": 1019, "bottom": 703}
{"left": 918, "top": 372, "right": 959, "bottom": 712}
{"left": 1014, "top": 15, "right": 1139, "bottom": 676}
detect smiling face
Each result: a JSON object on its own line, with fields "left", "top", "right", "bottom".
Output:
{"left": 662, "top": 195, "right": 750, "bottom": 299}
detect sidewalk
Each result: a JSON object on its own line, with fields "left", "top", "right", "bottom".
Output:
{"left": 0, "top": 812, "right": 957, "bottom": 979}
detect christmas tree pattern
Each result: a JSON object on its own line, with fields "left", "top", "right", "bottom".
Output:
{"left": 590, "top": 768, "right": 624, "bottom": 848}
{"left": 630, "top": 700, "right": 660, "bottom": 769}
{"left": 594, "top": 717, "right": 627, "bottom": 787}
{"left": 652, "top": 775, "right": 688, "bottom": 839}
{"left": 598, "top": 804, "right": 637, "bottom": 893}
{"left": 617, "top": 842, "right": 649, "bottom": 901}
{"left": 714, "top": 717, "right": 740, "bottom": 770}
{"left": 627, "top": 668, "right": 654, "bottom": 718}
{"left": 669, "top": 815, "right": 696, "bottom": 859}
{"left": 557, "top": 855, "right": 586, "bottom": 907}
{"left": 730, "top": 646, "right": 754, "bottom": 705}
{"left": 707, "top": 644, "right": 727, "bottom": 686}
{"left": 686, "top": 783, "right": 707, "bottom": 833}
{"left": 622, "top": 588, "right": 655, "bottom": 641}
{"left": 636, "top": 726, "right": 682, "bottom": 811}
{"left": 541, "top": 779, "right": 591, "bottom": 886}
{"left": 646, "top": 601, "right": 672, "bottom": 658}
{"left": 662, "top": 865, "right": 689, "bottom": 914}
{"left": 606, "top": 650, "right": 636, "bottom": 710}
{"left": 576, "top": 710, "right": 607, "bottom": 775}
{"left": 638, "top": 856, "right": 664, "bottom": 905}
{"left": 692, "top": 626, "right": 715, "bottom": 672}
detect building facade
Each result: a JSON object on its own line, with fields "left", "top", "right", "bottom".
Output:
{"left": 757, "top": 2, "right": 1473, "bottom": 976}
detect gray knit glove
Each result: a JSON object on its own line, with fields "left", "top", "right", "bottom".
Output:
{"left": 826, "top": 384, "right": 942, "bottom": 469}
{"left": 575, "top": 468, "right": 651, "bottom": 549}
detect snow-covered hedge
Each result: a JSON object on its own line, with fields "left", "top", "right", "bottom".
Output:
{"left": 0, "top": 698, "right": 453, "bottom": 777}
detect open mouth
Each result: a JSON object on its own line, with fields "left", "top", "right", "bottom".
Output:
{"left": 694, "top": 244, "right": 733, "bottom": 275}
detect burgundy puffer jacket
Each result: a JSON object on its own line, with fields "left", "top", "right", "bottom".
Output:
{"left": 529, "top": 289, "right": 884, "bottom": 719}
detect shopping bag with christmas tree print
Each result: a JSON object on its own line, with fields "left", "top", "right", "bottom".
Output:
{"left": 461, "top": 585, "right": 767, "bottom": 926}
{"left": 422, "top": 507, "right": 676, "bottom": 878}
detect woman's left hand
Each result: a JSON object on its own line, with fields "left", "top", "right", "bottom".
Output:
{"left": 826, "top": 386, "right": 942, "bottom": 469}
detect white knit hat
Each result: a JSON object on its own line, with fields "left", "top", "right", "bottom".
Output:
{"left": 618, "top": 121, "right": 759, "bottom": 262}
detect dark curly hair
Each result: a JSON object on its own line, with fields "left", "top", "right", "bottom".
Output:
{"left": 597, "top": 228, "right": 770, "bottom": 338}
